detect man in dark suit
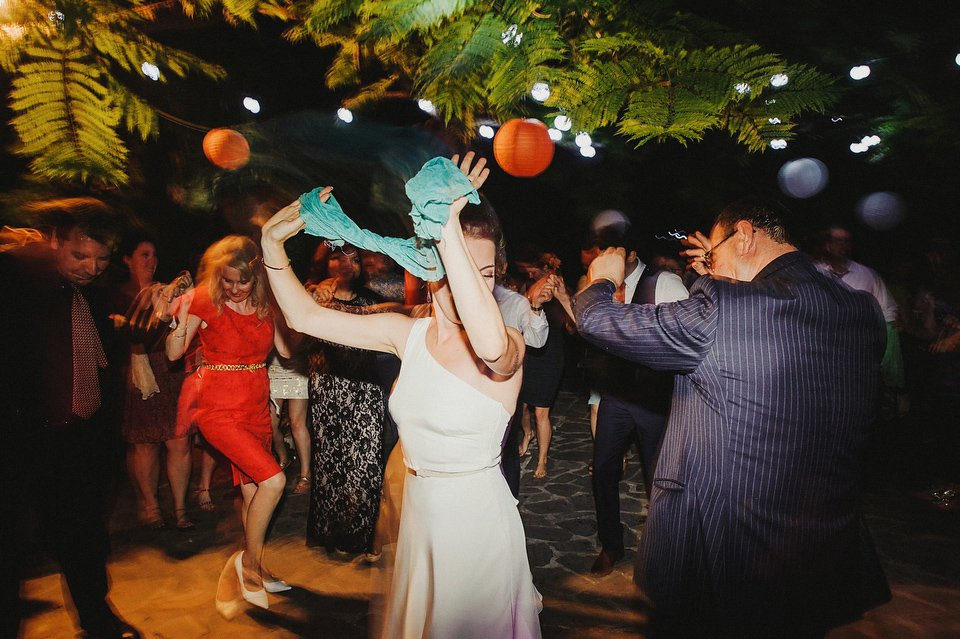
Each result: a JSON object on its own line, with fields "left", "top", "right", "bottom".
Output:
{"left": 573, "top": 196, "right": 890, "bottom": 638}
{"left": 0, "top": 199, "right": 140, "bottom": 639}
{"left": 584, "top": 231, "right": 688, "bottom": 577}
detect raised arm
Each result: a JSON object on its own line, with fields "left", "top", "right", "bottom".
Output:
{"left": 260, "top": 191, "right": 411, "bottom": 356}
{"left": 165, "top": 290, "right": 201, "bottom": 361}
{"left": 573, "top": 277, "right": 715, "bottom": 373}
{"left": 439, "top": 153, "right": 524, "bottom": 376}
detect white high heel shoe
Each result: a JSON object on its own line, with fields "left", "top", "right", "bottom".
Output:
{"left": 263, "top": 577, "right": 292, "bottom": 593}
{"left": 235, "top": 551, "right": 269, "bottom": 609}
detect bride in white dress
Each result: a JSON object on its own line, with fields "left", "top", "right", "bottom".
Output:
{"left": 260, "top": 153, "right": 542, "bottom": 639}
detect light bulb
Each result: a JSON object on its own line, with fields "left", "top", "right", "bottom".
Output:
{"left": 242, "top": 97, "right": 261, "bottom": 114}
{"left": 531, "top": 82, "right": 550, "bottom": 102}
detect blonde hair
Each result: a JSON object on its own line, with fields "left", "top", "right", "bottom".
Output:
{"left": 197, "top": 235, "right": 270, "bottom": 321}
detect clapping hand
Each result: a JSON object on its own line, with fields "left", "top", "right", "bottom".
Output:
{"left": 152, "top": 271, "right": 194, "bottom": 327}
{"left": 307, "top": 278, "right": 337, "bottom": 305}
{"left": 527, "top": 274, "right": 555, "bottom": 307}
{"left": 549, "top": 274, "right": 570, "bottom": 304}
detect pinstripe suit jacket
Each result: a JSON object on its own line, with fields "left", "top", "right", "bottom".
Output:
{"left": 574, "top": 252, "right": 890, "bottom": 636}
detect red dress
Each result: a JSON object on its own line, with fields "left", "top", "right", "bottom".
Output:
{"left": 190, "top": 288, "right": 279, "bottom": 485}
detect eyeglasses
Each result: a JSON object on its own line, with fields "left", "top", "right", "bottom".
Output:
{"left": 703, "top": 230, "right": 737, "bottom": 272}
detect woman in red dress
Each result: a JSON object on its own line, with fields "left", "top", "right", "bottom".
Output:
{"left": 166, "top": 235, "right": 290, "bottom": 613}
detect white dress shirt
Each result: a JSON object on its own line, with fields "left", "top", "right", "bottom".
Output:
{"left": 493, "top": 284, "right": 549, "bottom": 348}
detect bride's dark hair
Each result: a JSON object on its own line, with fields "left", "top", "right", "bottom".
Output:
{"left": 458, "top": 195, "right": 507, "bottom": 280}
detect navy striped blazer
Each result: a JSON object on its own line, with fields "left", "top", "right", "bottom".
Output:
{"left": 574, "top": 251, "right": 890, "bottom": 636}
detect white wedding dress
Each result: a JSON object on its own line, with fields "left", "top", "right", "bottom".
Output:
{"left": 381, "top": 318, "right": 542, "bottom": 638}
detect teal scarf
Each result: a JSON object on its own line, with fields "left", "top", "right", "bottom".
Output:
{"left": 299, "top": 157, "right": 480, "bottom": 281}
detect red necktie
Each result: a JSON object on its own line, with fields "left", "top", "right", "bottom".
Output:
{"left": 72, "top": 284, "right": 107, "bottom": 419}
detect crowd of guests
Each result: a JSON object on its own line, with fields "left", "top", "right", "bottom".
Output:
{"left": 3, "top": 158, "right": 958, "bottom": 638}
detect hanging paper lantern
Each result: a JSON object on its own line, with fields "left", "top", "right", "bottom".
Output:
{"left": 493, "top": 118, "right": 554, "bottom": 177}
{"left": 202, "top": 128, "right": 250, "bottom": 170}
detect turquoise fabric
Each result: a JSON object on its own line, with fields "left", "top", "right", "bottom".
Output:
{"left": 299, "top": 157, "right": 479, "bottom": 281}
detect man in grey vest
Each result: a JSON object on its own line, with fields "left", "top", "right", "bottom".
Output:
{"left": 583, "top": 229, "right": 688, "bottom": 577}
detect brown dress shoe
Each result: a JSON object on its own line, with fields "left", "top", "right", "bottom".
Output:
{"left": 590, "top": 548, "right": 625, "bottom": 577}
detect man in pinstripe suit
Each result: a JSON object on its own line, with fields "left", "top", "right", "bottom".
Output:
{"left": 573, "top": 197, "right": 890, "bottom": 638}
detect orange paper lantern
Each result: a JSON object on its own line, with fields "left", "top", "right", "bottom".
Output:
{"left": 202, "top": 128, "right": 250, "bottom": 170}
{"left": 493, "top": 118, "right": 555, "bottom": 177}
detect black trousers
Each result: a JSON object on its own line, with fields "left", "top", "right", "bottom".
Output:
{"left": 593, "top": 396, "right": 667, "bottom": 552}
{"left": 3, "top": 414, "right": 121, "bottom": 637}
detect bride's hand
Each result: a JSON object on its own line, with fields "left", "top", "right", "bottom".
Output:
{"left": 448, "top": 152, "right": 489, "bottom": 219}
{"left": 451, "top": 152, "right": 489, "bottom": 191}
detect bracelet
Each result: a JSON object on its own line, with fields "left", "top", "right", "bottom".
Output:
{"left": 263, "top": 259, "right": 291, "bottom": 271}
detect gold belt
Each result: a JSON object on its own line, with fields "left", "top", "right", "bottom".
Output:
{"left": 202, "top": 362, "right": 266, "bottom": 371}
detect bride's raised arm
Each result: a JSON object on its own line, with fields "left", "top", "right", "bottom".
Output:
{"left": 440, "top": 153, "right": 524, "bottom": 377}
{"left": 260, "top": 190, "right": 411, "bottom": 355}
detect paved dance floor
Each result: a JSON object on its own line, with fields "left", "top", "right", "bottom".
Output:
{"left": 18, "top": 390, "right": 960, "bottom": 638}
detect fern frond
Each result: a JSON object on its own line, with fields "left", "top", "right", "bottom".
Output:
{"left": 364, "top": 0, "right": 477, "bottom": 41}
{"left": 497, "top": 0, "right": 550, "bottom": 24}
{"left": 111, "top": 80, "right": 159, "bottom": 141}
{"left": 343, "top": 74, "right": 404, "bottom": 109}
{"left": 487, "top": 17, "right": 566, "bottom": 109}
{"left": 326, "top": 43, "right": 363, "bottom": 89}
{"left": 178, "top": 0, "right": 220, "bottom": 20}
{"left": 290, "top": 0, "right": 366, "bottom": 31}
{"left": 9, "top": 37, "right": 127, "bottom": 184}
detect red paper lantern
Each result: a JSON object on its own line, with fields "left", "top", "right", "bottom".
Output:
{"left": 202, "top": 128, "right": 250, "bottom": 170}
{"left": 493, "top": 118, "right": 555, "bottom": 177}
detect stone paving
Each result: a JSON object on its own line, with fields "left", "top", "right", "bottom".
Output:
{"left": 18, "top": 389, "right": 960, "bottom": 639}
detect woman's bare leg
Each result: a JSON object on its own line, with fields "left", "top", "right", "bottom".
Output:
{"left": 269, "top": 402, "right": 289, "bottom": 469}
{"left": 197, "top": 445, "right": 217, "bottom": 510}
{"left": 238, "top": 473, "right": 285, "bottom": 590}
{"left": 533, "top": 406, "right": 553, "bottom": 479}
{"left": 129, "top": 443, "right": 163, "bottom": 524}
{"left": 518, "top": 403, "right": 535, "bottom": 457}
{"left": 288, "top": 398, "right": 310, "bottom": 479}
{"left": 166, "top": 436, "right": 193, "bottom": 527}
{"left": 590, "top": 401, "right": 598, "bottom": 439}
{"left": 165, "top": 436, "right": 192, "bottom": 512}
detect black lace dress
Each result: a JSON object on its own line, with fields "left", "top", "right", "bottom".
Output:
{"left": 305, "top": 288, "right": 386, "bottom": 553}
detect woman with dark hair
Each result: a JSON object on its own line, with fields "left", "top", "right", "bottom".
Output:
{"left": 166, "top": 235, "right": 291, "bottom": 614}
{"left": 303, "top": 242, "right": 387, "bottom": 556}
{"left": 111, "top": 234, "right": 193, "bottom": 529}
{"left": 515, "top": 250, "right": 573, "bottom": 479}
{"left": 261, "top": 154, "right": 542, "bottom": 638}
